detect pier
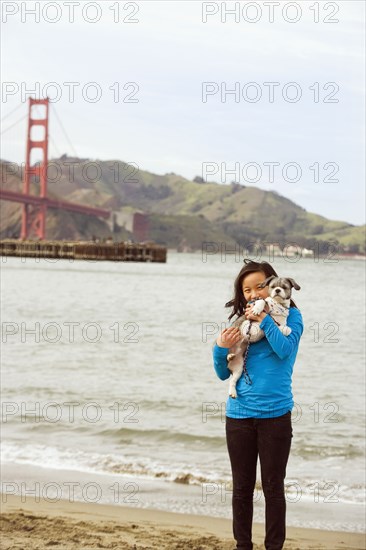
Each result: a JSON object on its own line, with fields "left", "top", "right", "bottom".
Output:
{"left": 0, "top": 239, "right": 167, "bottom": 263}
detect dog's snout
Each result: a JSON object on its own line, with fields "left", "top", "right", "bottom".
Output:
{"left": 275, "top": 288, "right": 281, "bottom": 293}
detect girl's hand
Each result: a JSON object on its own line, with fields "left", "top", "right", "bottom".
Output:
{"left": 245, "top": 303, "right": 268, "bottom": 322}
{"left": 216, "top": 327, "right": 242, "bottom": 348}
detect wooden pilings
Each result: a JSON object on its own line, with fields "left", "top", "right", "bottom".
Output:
{"left": 0, "top": 239, "right": 167, "bottom": 263}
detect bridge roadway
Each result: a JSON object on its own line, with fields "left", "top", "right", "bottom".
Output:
{"left": 0, "top": 189, "right": 110, "bottom": 218}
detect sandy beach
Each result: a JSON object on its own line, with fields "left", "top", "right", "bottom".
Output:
{"left": 1, "top": 494, "right": 365, "bottom": 550}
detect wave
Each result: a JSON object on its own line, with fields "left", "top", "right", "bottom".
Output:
{"left": 5, "top": 418, "right": 364, "bottom": 460}
{"left": 292, "top": 439, "right": 364, "bottom": 459}
{"left": 96, "top": 426, "right": 225, "bottom": 447}
{"left": 0, "top": 441, "right": 223, "bottom": 487}
{"left": 1, "top": 441, "right": 365, "bottom": 505}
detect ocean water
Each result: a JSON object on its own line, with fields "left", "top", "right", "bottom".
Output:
{"left": 1, "top": 251, "right": 365, "bottom": 532}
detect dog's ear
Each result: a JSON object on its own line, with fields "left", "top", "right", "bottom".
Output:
{"left": 286, "top": 278, "right": 301, "bottom": 290}
{"left": 259, "top": 275, "right": 275, "bottom": 288}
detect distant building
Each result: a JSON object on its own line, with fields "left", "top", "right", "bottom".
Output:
{"left": 264, "top": 243, "right": 314, "bottom": 258}
{"left": 133, "top": 212, "right": 149, "bottom": 242}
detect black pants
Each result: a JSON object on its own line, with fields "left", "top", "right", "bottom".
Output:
{"left": 225, "top": 412, "right": 293, "bottom": 550}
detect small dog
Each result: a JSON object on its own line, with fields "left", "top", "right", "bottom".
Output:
{"left": 227, "top": 276, "right": 300, "bottom": 398}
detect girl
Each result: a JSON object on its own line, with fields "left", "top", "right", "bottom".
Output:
{"left": 212, "top": 259, "right": 303, "bottom": 550}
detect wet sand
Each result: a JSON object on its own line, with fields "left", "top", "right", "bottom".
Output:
{"left": 1, "top": 494, "right": 365, "bottom": 549}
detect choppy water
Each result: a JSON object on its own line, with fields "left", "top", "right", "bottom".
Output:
{"left": 1, "top": 252, "right": 365, "bottom": 532}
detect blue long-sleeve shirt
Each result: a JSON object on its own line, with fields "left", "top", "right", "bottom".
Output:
{"left": 212, "top": 307, "right": 304, "bottom": 418}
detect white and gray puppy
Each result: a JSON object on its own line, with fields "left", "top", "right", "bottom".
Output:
{"left": 227, "top": 276, "right": 301, "bottom": 398}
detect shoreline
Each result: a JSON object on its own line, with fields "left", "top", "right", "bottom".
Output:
{"left": 1, "top": 494, "right": 365, "bottom": 549}
{"left": 171, "top": 249, "right": 366, "bottom": 261}
{"left": 2, "top": 461, "right": 365, "bottom": 534}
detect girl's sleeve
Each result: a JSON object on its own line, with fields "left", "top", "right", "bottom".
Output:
{"left": 212, "top": 342, "right": 231, "bottom": 380}
{"left": 259, "top": 307, "right": 304, "bottom": 360}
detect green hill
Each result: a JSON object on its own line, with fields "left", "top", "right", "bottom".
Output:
{"left": 0, "top": 158, "right": 364, "bottom": 253}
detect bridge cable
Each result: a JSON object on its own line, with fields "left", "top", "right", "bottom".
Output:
{"left": 1, "top": 113, "right": 28, "bottom": 135}
{"left": 50, "top": 104, "right": 78, "bottom": 158}
{"left": 1, "top": 102, "right": 24, "bottom": 123}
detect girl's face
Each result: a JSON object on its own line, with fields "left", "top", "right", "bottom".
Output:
{"left": 242, "top": 271, "right": 270, "bottom": 303}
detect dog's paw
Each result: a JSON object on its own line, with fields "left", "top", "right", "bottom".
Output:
{"left": 282, "top": 326, "right": 292, "bottom": 336}
{"left": 227, "top": 353, "right": 235, "bottom": 361}
{"left": 252, "top": 300, "right": 265, "bottom": 315}
{"left": 229, "top": 388, "right": 237, "bottom": 399}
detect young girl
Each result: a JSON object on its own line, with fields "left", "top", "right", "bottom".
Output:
{"left": 212, "top": 259, "right": 303, "bottom": 550}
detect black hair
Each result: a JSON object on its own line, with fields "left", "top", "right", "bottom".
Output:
{"left": 225, "top": 258, "right": 298, "bottom": 321}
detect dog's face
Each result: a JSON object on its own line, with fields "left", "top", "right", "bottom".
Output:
{"left": 260, "top": 276, "right": 301, "bottom": 304}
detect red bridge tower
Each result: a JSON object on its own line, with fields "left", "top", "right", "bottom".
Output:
{"left": 21, "top": 98, "right": 49, "bottom": 240}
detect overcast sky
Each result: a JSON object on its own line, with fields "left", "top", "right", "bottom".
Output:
{"left": 1, "top": 1, "right": 365, "bottom": 225}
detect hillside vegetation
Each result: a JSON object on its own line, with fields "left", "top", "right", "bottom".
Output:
{"left": 0, "top": 158, "right": 364, "bottom": 253}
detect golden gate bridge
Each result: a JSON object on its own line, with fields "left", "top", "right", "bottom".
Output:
{"left": 0, "top": 98, "right": 147, "bottom": 241}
